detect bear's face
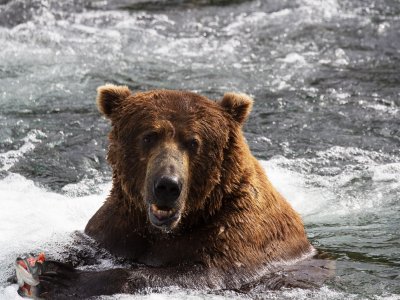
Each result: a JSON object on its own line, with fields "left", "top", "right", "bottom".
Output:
{"left": 97, "top": 85, "right": 252, "bottom": 232}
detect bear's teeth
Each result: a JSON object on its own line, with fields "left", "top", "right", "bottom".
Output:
{"left": 151, "top": 204, "right": 175, "bottom": 219}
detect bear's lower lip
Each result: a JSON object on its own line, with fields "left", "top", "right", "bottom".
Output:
{"left": 148, "top": 204, "right": 180, "bottom": 228}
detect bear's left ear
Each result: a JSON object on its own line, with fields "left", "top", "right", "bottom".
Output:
{"left": 96, "top": 84, "right": 132, "bottom": 118}
{"left": 219, "top": 92, "right": 253, "bottom": 124}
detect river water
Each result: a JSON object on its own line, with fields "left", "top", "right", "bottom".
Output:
{"left": 0, "top": 0, "right": 399, "bottom": 299}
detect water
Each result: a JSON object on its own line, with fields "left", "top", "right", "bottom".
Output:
{"left": 0, "top": 0, "right": 399, "bottom": 299}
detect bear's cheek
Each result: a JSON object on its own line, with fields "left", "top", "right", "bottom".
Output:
{"left": 110, "top": 141, "right": 149, "bottom": 204}
{"left": 119, "top": 163, "right": 148, "bottom": 204}
{"left": 186, "top": 149, "right": 223, "bottom": 205}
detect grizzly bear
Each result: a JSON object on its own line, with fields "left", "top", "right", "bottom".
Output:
{"left": 38, "top": 85, "right": 317, "bottom": 299}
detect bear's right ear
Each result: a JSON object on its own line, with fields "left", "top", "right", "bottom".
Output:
{"left": 96, "top": 84, "right": 132, "bottom": 118}
{"left": 219, "top": 92, "right": 253, "bottom": 125}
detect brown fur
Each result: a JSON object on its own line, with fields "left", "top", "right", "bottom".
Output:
{"left": 84, "top": 85, "right": 313, "bottom": 272}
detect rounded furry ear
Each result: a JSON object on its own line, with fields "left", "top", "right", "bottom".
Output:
{"left": 219, "top": 92, "right": 253, "bottom": 124}
{"left": 96, "top": 84, "right": 132, "bottom": 118}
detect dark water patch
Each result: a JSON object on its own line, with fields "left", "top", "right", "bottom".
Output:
{"left": 0, "top": 0, "right": 89, "bottom": 28}
{"left": 330, "top": 261, "right": 400, "bottom": 296}
{"left": 341, "top": 0, "right": 400, "bottom": 18}
{"left": 246, "top": 91, "right": 400, "bottom": 160}
{"left": 88, "top": 0, "right": 255, "bottom": 11}
{"left": 0, "top": 111, "right": 111, "bottom": 193}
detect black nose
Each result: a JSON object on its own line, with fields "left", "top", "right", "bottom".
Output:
{"left": 153, "top": 176, "right": 182, "bottom": 205}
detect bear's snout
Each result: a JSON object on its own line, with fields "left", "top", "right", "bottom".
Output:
{"left": 153, "top": 175, "right": 182, "bottom": 206}
{"left": 144, "top": 145, "right": 188, "bottom": 231}
{"left": 148, "top": 173, "right": 184, "bottom": 230}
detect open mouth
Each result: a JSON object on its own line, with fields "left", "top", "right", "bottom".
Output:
{"left": 148, "top": 204, "right": 181, "bottom": 228}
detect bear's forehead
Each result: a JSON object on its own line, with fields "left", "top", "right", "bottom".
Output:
{"left": 134, "top": 90, "right": 220, "bottom": 113}
{"left": 118, "top": 90, "right": 228, "bottom": 136}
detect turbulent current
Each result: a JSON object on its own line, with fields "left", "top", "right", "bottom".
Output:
{"left": 0, "top": 0, "right": 399, "bottom": 299}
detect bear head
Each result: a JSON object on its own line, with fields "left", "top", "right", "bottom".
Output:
{"left": 96, "top": 84, "right": 253, "bottom": 232}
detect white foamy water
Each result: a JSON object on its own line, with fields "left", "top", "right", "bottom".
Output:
{"left": 0, "top": 173, "right": 109, "bottom": 298}
{"left": 264, "top": 147, "right": 400, "bottom": 224}
{"left": 0, "top": 173, "right": 108, "bottom": 246}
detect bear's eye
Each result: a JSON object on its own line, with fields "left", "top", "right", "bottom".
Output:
{"left": 142, "top": 132, "right": 158, "bottom": 145}
{"left": 188, "top": 138, "right": 200, "bottom": 152}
